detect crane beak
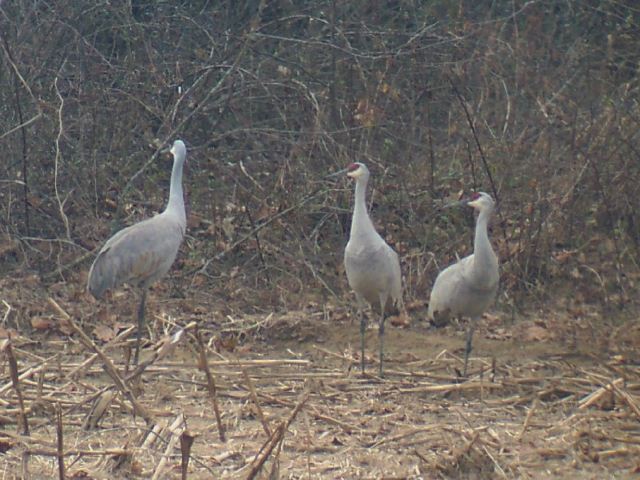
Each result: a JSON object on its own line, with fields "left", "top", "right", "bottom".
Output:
{"left": 325, "top": 168, "right": 349, "bottom": 179}
{"left": 442, "top": 199, "right": 468, "bottom": 209}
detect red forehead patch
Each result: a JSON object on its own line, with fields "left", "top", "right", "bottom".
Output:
{"left": 470, "top": 192, "right": 481, "bottom": 201}
{"left": 347, "top": 163, "right": 359, "bottom": 172}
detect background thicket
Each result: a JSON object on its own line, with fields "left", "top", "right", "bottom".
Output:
{"left": 2, "top": 0, "right": 639, "bottom": 318}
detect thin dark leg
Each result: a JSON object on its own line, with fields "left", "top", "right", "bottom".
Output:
{"left": 463, "top": 319, "right": 477, "bottom": 377}
{"left": 134, "top": 289, "right": 147, "bottom": 365}
{"left": 378, "top": 312, "right": 386, "bottom": 377}
{"left": 359, "top": 307, "right": 367, "bottom": 374}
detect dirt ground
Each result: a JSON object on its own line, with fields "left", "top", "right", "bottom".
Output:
{"left": 1, "top": 276, "right": 640, "bottom": 479}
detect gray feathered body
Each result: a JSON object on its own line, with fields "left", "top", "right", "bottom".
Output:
{"left": 344, "top": 164, "right": 403, "bottom": 315}
{"left": 87, "top": 211, "right": 185, "bottom": 298}
{"left": 341, "top": 162, "right": 403, "bottom": 376}
{"left": 427, "top": 252, "right": 498, "bottom": 325}
{"left": 428, "top": 197, "right": 498, "bottom": 326}
{"left": 345, "top": 234, "right": 402, "bottom": 315}
{"left": 87, "top": 140, "right": 187, "bottom": 300}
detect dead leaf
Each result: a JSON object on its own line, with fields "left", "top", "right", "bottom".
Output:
{"left": 522, "top": 324, "right": 551, "bottom": 342}
{"left": 0, "top": 235, "right": 19, "bottom": 258}
{"left": 354, "top": 98, "right": 379, "bottom": 127}
{"left": 58, "top": 318, "right": 73, "bottom": 336}
{"left": 187, "top": 212, "right": 205, "bottom": 229}
{"left": 277, "top": 64, "right": 291, "bottom": 77}
{"left": 23, "top": 275, "right": 40, "bottom": 288}
{"left": 389, "top": 314, "right": 410, "bottom": 328}
{"left": 0, "top": 439, "right": 13, "bottom": 453}
{"left": 31, "top": 317, "right": 55, "bottom": 330}
{"left": 222, "top": 216, "right": 235, "bottom": 239}
{"left": 68, "top": 469, "right": 92, "bottom": 478}
{"left": 235, "top": 344, "right": 252, "bottom": 354}
{"left": 94, "top": 324, "right": 115, "bottom": 342}
{"left": 104, "top": 197, "right": 118, "bottom": 210}
{"left": 255, "top": 203, "right": 276, "bottom": 221}
{"left": 406, "top": 300, "right": 426, "bottom": 311}
{"left": 486, "top": 327, "right": 512, "bottom": 340}
{"left": 331, "top": 310, "right": 349, "bottom": 322}
{"left": 27, "top": 194, "right": 42, "bottom": 208}
{"left": 482, "top": 313, "right": 501, "bottom": 327}
{"left": 214, "top": 335, "right": 237, "bottom": 352}
{"left": 553, "top": 250, "right": 575, "bottom": 263}
{"left": 0, "top": 327, "right": 18, "bottom": 339}
{"left": 181, "top": 300, "right": 207, "bottom": 314}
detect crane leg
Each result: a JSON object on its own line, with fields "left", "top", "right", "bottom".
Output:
{"left": 356, "top": 296, "right": 367, "bottom": 374}
{"left": 134, "top": 289, "right": 147, "bottom": 365}
{"left": 463, "top": 319, "right": 477, "bottom": 377}
{"left": 359, "top": 312, "right": 367, "bottom": 374}
{"left": 378, "top": 312, "right": 385, "bottom": 378}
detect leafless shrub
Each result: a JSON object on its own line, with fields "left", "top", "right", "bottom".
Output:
{"left": 1, "top": 0, "right": 639, "bottom": 315}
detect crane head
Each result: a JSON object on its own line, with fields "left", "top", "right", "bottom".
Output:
{"left": 346, "top": 162, "right": 369, "bottom": 179}
{"left": 466, "top": 191, "right": 495, "bottom": 211}
{"left": 325, "top": 162, "right": 370, "bottom": 180}
{"left": 170, "top": 140, "right": 186, "bottom": 158}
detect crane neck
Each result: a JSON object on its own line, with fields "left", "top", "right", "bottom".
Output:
{"left": 350, "top": 174, "right": 376, "bottom": 239}
{"left": 473, "top": 206, "right": 496, "bottom": 269}
{"left": 165, "top": 150, "right": 186, "bottom": 225}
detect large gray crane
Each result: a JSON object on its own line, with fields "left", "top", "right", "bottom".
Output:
{"left": 428, "top": 192, "right": 499, "bottom": 376}
{"left": 335, "top": 162, "right": 403, "bottom": 377}
{"left": 88, "top": 140, "right": 187, "bottom": 364}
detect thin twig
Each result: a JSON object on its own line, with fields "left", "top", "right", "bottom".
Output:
{"left": 195, "top": 185, "right": 327, "bottom": 276}
{"left": 242, "top": 368, "right": 272, "bottom": 437}
{"left": 447, "top": 74, "right": 499, "bottom": 204}
{"left": 180, "top": 430, "right": 195, "bottom": 480}
{"left": 447, "top": 73, "right": 510, "bottom": 248}
{"left": 517, "top": 398, "right": 539, "bottom": 440}
{"left": 47, "top": 298, "right": 154, "bottom": 424}
{"left": 246, "top": 424, "right": 284, "bottom": 480}
{"left": 246, "top": 390, "right": 310, "bottom": 480}
{"left": 151, "top": 414, "right": 185, "bottom": 480}
{"left": 53, "top": 75, "right": 71, "bottom": 241}
{"left": 56, "top": 404, "right": 65, "bottom": 480}
{"left": 126, "top": 322, "right": 196, "bottom": 382}
{"left": 243, "top": 204, "right": 271, "bottom": 283}
{"left": 67, "top": 325, "right": 136, "bottom": 379}
{"left": 2, "top": 339, "right": 29, "bottom": 435}
{"left": 195, "top": 328, "right": 225, "bottom": 442}
{"left": 116, "top": 33, "right": 250, "bottom": 226}
{"left": 579, "top": 377, "right": 624, "bottom": 410}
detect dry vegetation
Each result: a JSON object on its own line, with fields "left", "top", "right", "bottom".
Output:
{"left": 1, "top": 273, "right": 640, "bottom": 478}
{"left": 2, "top": 0, "right": 640, "bottom": 478}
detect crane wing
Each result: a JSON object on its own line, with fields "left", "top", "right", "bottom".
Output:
{"left": 345, "top": 241, "right": 403, "bottom": 313}
{"left": 87, "top": 214, "right": 185, "bottom": 298}
{"left": 427, "top": 254, "right": 473, "bottom": 323}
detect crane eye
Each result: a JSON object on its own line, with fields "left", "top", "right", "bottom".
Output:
{"left": 347, "top": 163, "right": 360, "bottom": 172}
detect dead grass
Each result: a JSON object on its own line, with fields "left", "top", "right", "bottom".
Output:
{"left": 1, "top": 279, "right": 640, "bottom": 479}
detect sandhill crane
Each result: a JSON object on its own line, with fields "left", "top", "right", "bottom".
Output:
{"left": 88, "top": 140, "right": 187, "bottom": 364}
{"left": 335, "top": 162, "right": 403, "bottom": 377}
{"left": 428, "top": 192, "right": 499, "bottom": 376}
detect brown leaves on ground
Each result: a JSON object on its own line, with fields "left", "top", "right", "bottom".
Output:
{"left": 0, "top": 235, "right": 20, "bottom": 259}
{"left": 30, "top": 316, "right": 56, "bottom": 331}
{"left": 0, "top": 327, "right": 20, "bottom": 340}
{"left": 94, "top": 324, "right": 116, "bottom": 342}
{"left": 522, "top": 323, "right": 552, "bottom": 342}
{"left": 389, "top": 313, "right": 410, "bottom": 328}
